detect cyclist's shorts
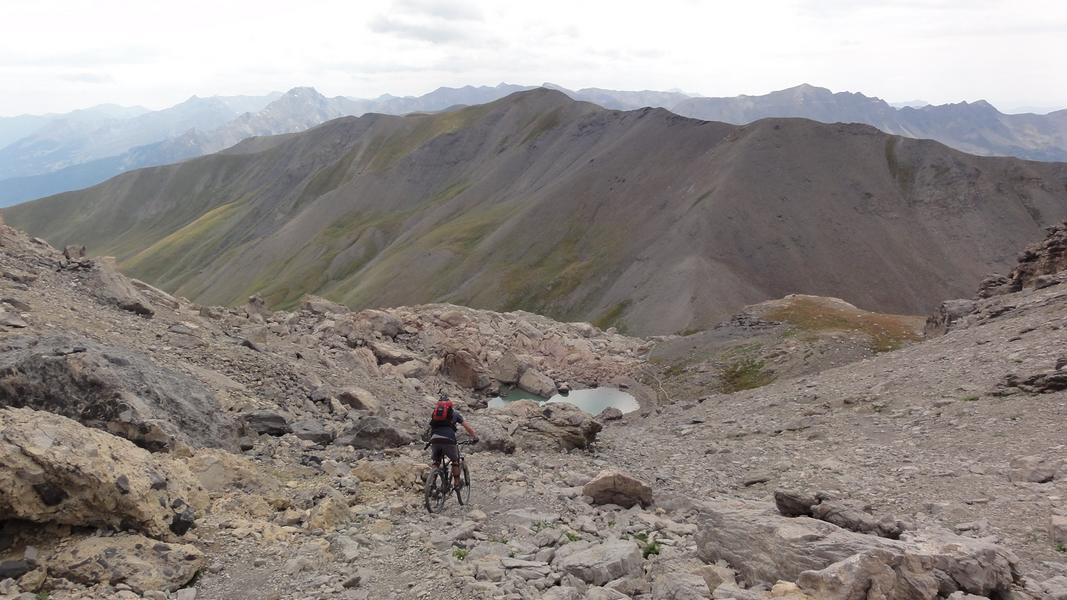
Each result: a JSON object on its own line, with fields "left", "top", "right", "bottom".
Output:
{"left": 430, "top": 441, "right": 460, "bottom": 464}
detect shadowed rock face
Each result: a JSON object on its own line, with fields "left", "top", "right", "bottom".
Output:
{"left": 7, "top": 89, "right": 1067, "bottom": 335}
{"left": 0, "top": 335, "right": 234, "bottom": 451}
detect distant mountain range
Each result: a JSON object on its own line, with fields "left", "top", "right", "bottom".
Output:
{"left": 1, "top": 82, "right": 1065, "bottom": 207}
{"left": 7, "top": 89, "right": 1067, "bottom": 334}
{"left": 669, "top": 84, "right": 1067, "bottom": 162}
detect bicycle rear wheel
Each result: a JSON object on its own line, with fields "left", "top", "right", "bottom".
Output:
{"left": 424, "top": 468, "right": 447, "bottom": 513}
{"left": 456, "top": 462, "right": 471, "bottom": 505}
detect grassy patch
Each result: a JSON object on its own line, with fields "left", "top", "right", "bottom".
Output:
{"left": 122, "top": 199, "right": 249, "bottom": 289}
{"left": 720, "top": 356, "right": 774, "bottom": 393}
{"left": 1057, "top": 542, "right": 1066, "bottom": 553}
{"left": 593, "top": 300, "right": 632, "bottom": 331}
{"left": 521, "top": 107, "right": 564, "bottom": 144}
{"left": 366, "top": 105, "right": 491, "bottom": 172}
{"left": 764, "top": 296, "right": 922, "bottom": 353}
{"left": 452, "top": 547, "right": 469, "bottom": 560}
{"left": 642, "top": 540, "right": 662, "bottom": 558}
{"left": 961, "top": 395, "right": 980, "bottom": 402}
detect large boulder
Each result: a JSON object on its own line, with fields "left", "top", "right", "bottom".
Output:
{"left": 490, "top": 352, "right": 523, "bottom": 384}
{"left": 694, "top": 499, "right": 1018, "bottom": 598}
{"left": 0, "top": 407, "right": 205, "bottom": 539}
{"left": 442, "top": 349, "right": 491, "bottom": 389}
{"left": 88, "top": 257, "right": 155, "bottom": 317}
{"left": 518, "top": 368, "right": 557, "bottom": 397}
{"left": 0, "top": 335, "right": 234, "bottom": 451}
{"left": 496, "top": 400, "right": 602, "bottom": 450}
{"left": 583, "top": 469, "right": 653, "bottom": 508}
{"left": 349, "top": 309, "right": 403, "bottom": 339}
{"left": 333, "top": 416, "right": 414, "bottom": 450}
{"left": 49, "top": 533, "right": 204, "bottom": 593}
{"left": 795, "top": 549, "right": 937, "bottom": 600}
{"left": 555, "top": 539, "right": 643, "bottom": 586}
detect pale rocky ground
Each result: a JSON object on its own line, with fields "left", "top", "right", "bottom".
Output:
{"left": 2, "top": 222, "right": 1067, "bottom": 600}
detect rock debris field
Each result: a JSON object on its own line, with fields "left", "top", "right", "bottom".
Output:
{"left": 2, "top": 221, "right": 1067, "bottom": 599}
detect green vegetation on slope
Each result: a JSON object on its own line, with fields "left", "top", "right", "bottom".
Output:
{"left": 764, "top": 296, "right": 923, "bottom": 352}
{"left": 122, "top": 200, "right": 249, "bottom": 289}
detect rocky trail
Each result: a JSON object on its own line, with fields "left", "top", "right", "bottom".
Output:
{"left": 3, "top": 221, "right": 1067, "bottom": 599}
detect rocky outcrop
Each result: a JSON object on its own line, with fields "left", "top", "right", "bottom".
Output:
{"left": 1009, "top": 222, "right": 1067, "bottom": 290}
{"left": 49, "top": 534, "right": 204, "bottom": 593}
{"left": 0, "top": 335, "right": 234, "bottom": 451}
{"left": 494, "top": 400, "right": 602, "bottom": 450}
{"left": 582, "top": 469, "right": 654, "bottom": 508}
{"left": 694, "top": 499, "right": 1018, "bottom": 598}
{"left": 924, "top": 299, "right": 978, "bottom": 336}
{"left": 0, "top": 407, "right": 205, "bottom": 539}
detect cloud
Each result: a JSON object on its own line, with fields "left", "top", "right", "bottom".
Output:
{"left": 392, "top": 0, "right": 483, "bottom": 21}
{"left": 56, "top": 72, "right": 115, "bottom": 83}
{"left": 368, "top": 14, "right": 472, "bottom": 43}
{"left": 368, "top": 0, "right": 488, "bottom": 44}
{"left": 0, "top": 47, "right": 164, "bottom": 68}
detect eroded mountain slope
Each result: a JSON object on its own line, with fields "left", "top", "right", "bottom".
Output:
{"left": 6, "top": 89, "right": 1067, "bottom": 335}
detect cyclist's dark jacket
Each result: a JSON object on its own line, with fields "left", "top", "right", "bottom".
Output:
{"left": 429, "top": 411, "right": 464, "bottom": 443}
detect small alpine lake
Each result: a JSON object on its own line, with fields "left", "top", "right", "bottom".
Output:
{"left": 488, "top": 386, "right": 639, "bottom": 415}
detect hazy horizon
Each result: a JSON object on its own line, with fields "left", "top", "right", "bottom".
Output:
{"left": 2, "top": 0, "right": 1066, "bottom": 116}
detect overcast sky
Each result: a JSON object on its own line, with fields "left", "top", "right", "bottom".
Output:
{"left": 2, "top": 0, "right": 1066, "bottom": 116}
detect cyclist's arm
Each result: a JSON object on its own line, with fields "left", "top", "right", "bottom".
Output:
{"left": 461, "top": 421, "right": 477, "bottom": 439}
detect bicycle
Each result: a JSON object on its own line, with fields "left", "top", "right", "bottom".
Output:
{"left": 424, "top": 439, "right": 475, "bottom": 513}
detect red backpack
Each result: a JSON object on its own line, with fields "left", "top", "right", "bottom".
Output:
{"left": 430, "top": 400, "right": 454, "bottom": 427}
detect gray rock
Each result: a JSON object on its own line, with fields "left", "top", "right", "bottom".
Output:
{"left": 89, "top": 258, "right": 154, "bottom": 317}
{"left": 0, "top": 311, "right": 27, "bottom": 328}
{"left": 1008, "top": 455, "right": 1058, "bottom": 483}
{"left": 242, "top": 410, "right": 291, "bottom": 436}
{"left": 812, "top": 499, "right": 909, "bottom": 538}
{"left": 291, "top": 419, "right": 333, "bottom": 444}
{"left": 333, "top": 417, "right": 414, "bottom": 450}
{"left": 497, "top": 400, "right": 602, "bottom": 450}
{"left": 556, "top": 539, "right": 643, "bottom": 586}
{"left": 0, "top": 560, "right": 33, "bottom": 580}
{"left": 774, "top": 489, "right": 820, "bottom": 517}
{"left": 694, "top": 499, "right": 1017, "bottom": 598}
{"left": 596, "top": 407, "right": 624, "bottom": 422}
{"left": 0, "top": 335, "right": 233, "bottom": 451}
{"left": 652, "top": 572, "right": 712, "bottom": 599}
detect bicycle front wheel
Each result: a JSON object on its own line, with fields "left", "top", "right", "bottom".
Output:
{"left": 424, "top": 468, "right": 447, "bottom": 513}
{"left": 456, "top": 462, "right": 471, "bottom": 505}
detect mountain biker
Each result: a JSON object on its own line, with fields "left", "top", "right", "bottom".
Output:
{"left": 428, "top": 394, "right": 478, "bottom": 490}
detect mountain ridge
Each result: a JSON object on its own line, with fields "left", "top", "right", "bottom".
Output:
{"left": 4, "top": 82, "right": 1067, "bottom": 207}
{"left": 7, "top": 89, "right": 1067, "bottom": 335}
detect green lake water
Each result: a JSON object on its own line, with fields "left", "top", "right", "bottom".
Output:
{"left": 488, "top": 387, "right": 639, "bottom": 415}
